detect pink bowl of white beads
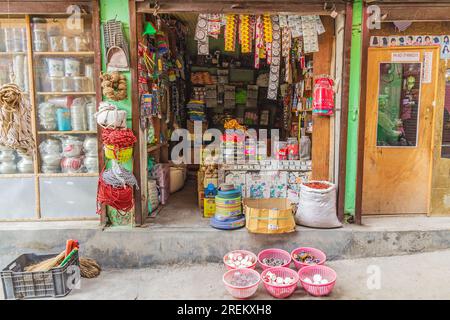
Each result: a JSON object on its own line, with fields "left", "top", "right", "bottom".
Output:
{"left": 223, "top": 250, "right": 258, "bottom": 270}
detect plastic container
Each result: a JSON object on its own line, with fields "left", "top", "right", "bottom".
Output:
{"left": 56, "top": 108, "right": 71, "bottom": 131}
{"left": 223, "top": 268, "right": 260, "bottom": 299}
{"left": 73, "top": 76, "right": 85, "bottom": 92}
{"left": 298, "top": 265, "right": 337, "bottom": 297}
{"left": 210, "top": 215, "right": 245, "bottom": 230}
{"left": 64, "top": 58, "right": 81, "bottom": 77}
{"left": 1, "top": 251, "right": 79, "bottom": 299}
{"left": 62, "top": 36, "right": 74, "bottom": 52}
{"left": 261, "top": 267, "right": 299, "bottom": 299}
{"left": 62, "top": 77, "right": 74, "bottom": 92}
{"left": 49, "top": 76, "right": 63, "bottom": 92}
{"left": 291, "top": 247, "right": 326, "bottom": 270}
{"left": 49, "top": 36, "right": 63, "bottom": 52}
{"left": 223, "top": 250, "right": 258, "bottom": 270}
{"left": 258, "top": 249, "right": 292, "bottom": 270}
{"left": 46, "top": 58, "right": 64, "bottom": 77}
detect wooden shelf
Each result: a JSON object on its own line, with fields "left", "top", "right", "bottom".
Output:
{"left": 38, "top": 172, "right": 99, "bottom": 178}
{"left": 34, "top": 51, "right": 95, "bottom": 56}
{"left": 0, "top": 51, "right": 27, "bottom": 56}
{"left": 38, "top": 130, "right": 97, "bottom": 135}
{"left": 0, "top": 173, "right": 35, "bottom": 179}
{"left": 37, "top": 92, "right": 96, "bottom": 96}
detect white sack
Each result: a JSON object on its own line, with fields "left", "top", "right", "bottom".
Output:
{"left": 295, "top": 180, "right": 342, "bottom": 228}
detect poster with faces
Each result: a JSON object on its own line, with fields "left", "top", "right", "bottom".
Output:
{"left": 370, "top": 36, "right": 380, "bottom": 47}
{"left": 388, "top": 36, "right": 399, "bottom": 47}
{"left": 441, "top": 35, "right": 450, "bottom": 59}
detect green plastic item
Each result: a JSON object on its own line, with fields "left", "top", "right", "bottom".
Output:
{"left": 143, "top": 22, "right": 157, "bottom": 36}
{"left": 344, "top": 0, "right": 363, "bottom": 216}
{"left": 235, "top": 89, "right": 247, "bottom": 104}
{"left": 59, "top": 248, "right": 78, "bottom": 268}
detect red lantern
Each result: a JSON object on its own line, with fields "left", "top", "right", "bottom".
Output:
{"left": 313, "top": 76, "right": 334, "bottom": 116}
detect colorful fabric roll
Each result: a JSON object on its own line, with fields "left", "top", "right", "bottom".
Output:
{"left": 225, "top": 14, "right": 237, "bottom": 52}
{"left": 208, "top": 14, "right": 222, "bottom": 39}
{"left": 254, "top": 15, "right": 264, "bottom": 68}
{"left": 239, "top": 15, "right": 251, "bottom": 54}
{"left": 262, "top": 14, "right": 273, "bottom": 64}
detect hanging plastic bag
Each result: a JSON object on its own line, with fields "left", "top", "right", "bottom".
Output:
{"left": 312, "top": 76, "right": 334, "bottom": 116}
{"left": 295, "top": 181, "right": 342, "bottom": 228}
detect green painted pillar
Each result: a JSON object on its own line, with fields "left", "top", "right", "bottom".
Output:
{"left": 99, "top": 0, "right": 134, "bottom": 225}
{"left": 344, "top": 0, "right": 364, "bottom": 215}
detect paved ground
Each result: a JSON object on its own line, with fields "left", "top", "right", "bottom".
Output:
{"left": 5, "top": 249, "right": 446, "bottom": 300}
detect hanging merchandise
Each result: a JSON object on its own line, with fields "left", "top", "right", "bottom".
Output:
{"left": 102, "top": 128, "right": 137, "bottom": 163}
{"left": 301, "top": 15, "right": 319, "bottom": 53}
{"left": 207, "top": 14, "right": 222, "bottom": 39}
{"left": 254, "top": 15, "right": 264, "bottom": 68}
{"left": 312, "top": 76, "right": 334, "bottom": 116}
{"left": 224, "top": 14, "right": 237, "bottom": 52}
{"left": 100, "top": 72, "right": 127, "bottom": 101}
{"left": 102, "top": 161, "right": 139, "bottom": 189}
{"left": 195, "top": 14, "right": 209, "bottom": 55}
{"left": 239, "top": 15, "right": 252, "bottom": 54}
{"left": 288, "top": 15, "right": 302, "bottom": 38}
{"left": 97, "top": 173, "right": 134, "bottom": 214}
{"left": 0, "top": 83, "right": 35, "bottom": 155}
{"left": 102, "top": 19, "right": 130, "bottom": 71}
{"left": 267, "top": 15, "right": 280, "bottom": 100}
{"left": 262, "top": 14, "right": 273, "bottom": 64}
{"left": 315, "top": 16, "right": 326, "bottom": 35}
{"left": 95, "top": 101, "right": 127, "bottom": 129}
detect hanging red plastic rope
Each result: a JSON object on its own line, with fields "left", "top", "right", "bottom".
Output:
{"left": 312, "top": 76, "right": 334, "bottom": 116}
{"left": 97, "top": 172, "right": 134, "bottom": 215}
{"left": 102, "top": 128, "right": 137, "bottom": 148}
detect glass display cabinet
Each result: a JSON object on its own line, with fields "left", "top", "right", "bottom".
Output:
{"left": 0, "top": 4, "right": 101, "bottom": 220}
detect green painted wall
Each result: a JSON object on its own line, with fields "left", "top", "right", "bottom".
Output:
{"left": 99, "top": 0, "right": 132, "bottom": 128}
{"left": 344, "top": 0, "right": 363, "bottom": 215}
{"left": 99, "top": 0, "right": 133, "bottom": 225}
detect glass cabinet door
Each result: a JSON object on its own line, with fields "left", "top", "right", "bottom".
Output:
{"left": 0, "top": 11, "right": 100, "bottom": 220}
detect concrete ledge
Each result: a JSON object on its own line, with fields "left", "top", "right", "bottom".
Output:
{"left": 1, "top": 216, "right": 450, "bottom": 268}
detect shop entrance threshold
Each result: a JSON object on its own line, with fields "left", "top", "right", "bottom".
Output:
{"left": 1, "top": 182, "right": 449, "bottom": 269}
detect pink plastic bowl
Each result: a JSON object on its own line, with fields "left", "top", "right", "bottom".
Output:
{"left": 298, "top": 265, "right": 337, "bottom": 297}
{"left": 223, "top": 250, "right": 258, "bottom": 270}
{"left": 261, "top": 267, "right": 299, "bottom": 299}
{"left": 223, "top": 268, "right": 261, "bottom": 299}
{"left": 291, "top": 247, "right": 326, "bottom": 270}
{"left": 258, "top": 248, "right": 292, "bottom": 270}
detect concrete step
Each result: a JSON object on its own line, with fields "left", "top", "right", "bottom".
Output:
{"left": 1, "top": 216, "right": 450, "bottom": 269}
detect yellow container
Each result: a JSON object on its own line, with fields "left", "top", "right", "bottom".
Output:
{"left": 104, "top": 145, "right": 133, "bottom": 163}
{"left": 203, "top": 198, "right": 216, "bottom": 218}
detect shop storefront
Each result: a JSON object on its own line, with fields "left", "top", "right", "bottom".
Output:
{"left": 0, "top": 0, "right": 103, "bottom": 221}
{"left": 353, "top": 1, "right": 450, "bottom": 218}
{"left": 117, "top": 0, "right": 352, "bottom": 228}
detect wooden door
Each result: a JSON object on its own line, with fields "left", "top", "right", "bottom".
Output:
{"left": 362, "top": 47, "right": 439, "bottom": 215}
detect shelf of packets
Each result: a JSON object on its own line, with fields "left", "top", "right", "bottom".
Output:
{"left": 218, "top": 159, "right": 312, "bottom": 172}
{"left": 218, "top": 170, "right": 311, "bottom": 205}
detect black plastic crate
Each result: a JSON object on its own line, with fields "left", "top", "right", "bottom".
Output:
{"left": 1, "top": 251, "right": 80, "bottom": 299}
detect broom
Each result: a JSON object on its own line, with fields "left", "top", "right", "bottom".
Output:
{"left": 25, "top": 251, "right": 101, "bottom": 278}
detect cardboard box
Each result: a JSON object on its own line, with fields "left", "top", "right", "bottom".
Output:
{"left": 243, "top": 198, "right": 295, "bottom": 234}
